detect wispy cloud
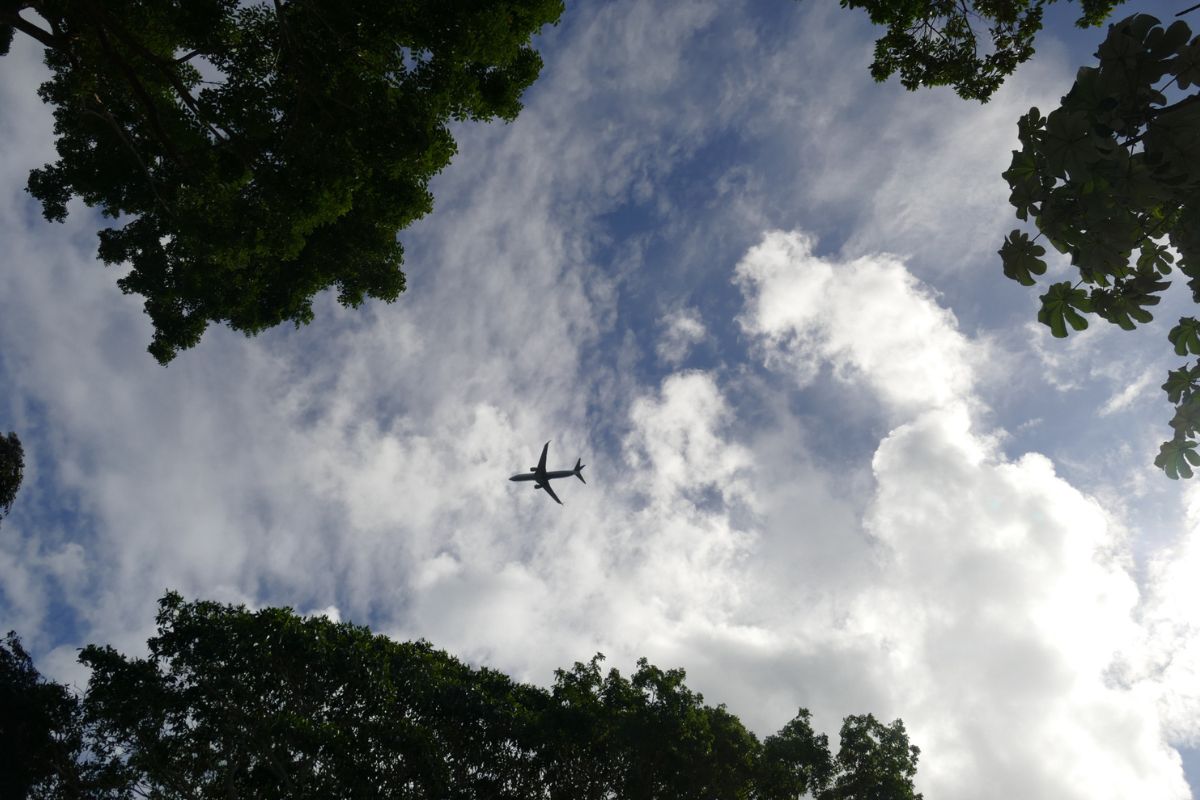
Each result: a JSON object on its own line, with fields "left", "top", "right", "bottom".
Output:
{"left": 656, "top": 308, "right": 707, "bottom": 365}
{"left": 2, "top": 2, "right": 1198, "bottom": 797}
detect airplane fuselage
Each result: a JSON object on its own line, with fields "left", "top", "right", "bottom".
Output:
{"left": 509, "top": 470, "right": 576, "bottom": 482}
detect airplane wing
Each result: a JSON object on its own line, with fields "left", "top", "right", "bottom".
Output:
{"left": 540, "top": 481, "right": 563, "bottom": 505}
{"left": 536, "top": 441, "right": 550, "bottom": 475}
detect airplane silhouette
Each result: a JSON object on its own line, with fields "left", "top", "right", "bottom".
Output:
{"left": 509, "top": 441, "right": 585, "bottom": 505}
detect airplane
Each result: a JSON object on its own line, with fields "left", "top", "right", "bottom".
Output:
{"left": 509, "top": 441, "right": 585, "bottom": 505}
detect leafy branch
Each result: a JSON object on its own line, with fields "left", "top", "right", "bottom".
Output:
{"left": 1000, "top": 13, "right": 1200, "bottom": 477}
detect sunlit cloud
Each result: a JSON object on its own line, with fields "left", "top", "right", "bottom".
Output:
{"left": 732, "top": 229, "right": 1192, "bottom": 799}
{"left": 1, "top": 1, "right": 1198, "bottom": 797}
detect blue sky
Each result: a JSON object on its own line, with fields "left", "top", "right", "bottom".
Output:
{"left": 3, "top": 0, "right": 1200, "bottom": 796}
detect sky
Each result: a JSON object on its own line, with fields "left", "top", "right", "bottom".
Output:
{"left": 2, "top": 1, "right": 1200, "bottom": 797}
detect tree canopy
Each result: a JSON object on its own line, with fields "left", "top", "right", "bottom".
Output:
{"left": 0, "top": 632, "right": 85, "bottom": 799}
{"left": 0, "top": 432, "right": 24, "bottom": 523}
{"left": 998, "top": 13, "right": 1200, "bottom": 477}
{"left": 836, "top": 0, "right": 1124, "bottom": 101}
{"left": 1, "top": 0, "right": 562, "bottom": 363}
{"left": 10, "top": 592, "right": 924, "bottom": 799}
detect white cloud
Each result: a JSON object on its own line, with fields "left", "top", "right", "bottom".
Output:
{"left": 1100, "top": 368, "right": 1160, "bottom": 417}
{"left": 625, "top": 371, "right": 750, "bottom": 506}
{"left": 3, "top": 3, "right": 1199, "bottom": 799}
{"left": 735, "top": 230, "right": 978, "bottom": 417}
{"left": 1124, "top": 484, "right": 1200, "bottom": 747}
{"left": 733, "top": 229, "right": 1192, "bottom": 799}
{"left": 656, "top": 307, "right": 707, "bottom": 364}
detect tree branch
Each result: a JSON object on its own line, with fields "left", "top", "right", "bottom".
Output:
{"left": 78, "top": 0, "right": 239, "bottom": 152}
{"left": 1, "top": 9, "right": 61, "bottom": 49}
{"left": 1176, "top": 2, "right": 1200, "bottom": 17}
{"left": 88, "top": 23, "right": 188, "bottom": 168}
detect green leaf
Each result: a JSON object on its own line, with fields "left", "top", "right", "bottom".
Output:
{"left": 1155, "top": 437, "right": 1200, "bottom": 479}
{"left": 1098, "top": 15, "right": 1163, "bottom": 69}
{"left": 999, "top": 230, "right": 1047, "bottom": 286}
{"left": 1091, "top": 271, "right": 1168, "bottom": 329}
{"left": 1062, "top": 66, "right": 1121, "bottom": 125}
{"left": 1136, "top": 240, "right": 1175, "bottom": 274}
{"left": 1170, "top": 394, "right": 1200, "bottom": 435}
{"left": 1037, "top": 281, "right": 1093, "bottom": 337}
{"left": 1172, "top": 39, "right": 1200, "bottom": 90}
{"left": 1169, "top": 317, "right": 1200, "bottom": 356}
{"left": 1003, "top": 150, "right": 1044, "bottom": 220}
{"left": 1151, "top": 20, "right": 1192, "bottom": 57}
{"left": 1162, "top": 363, "right": 1200, "bottom": 404}
{"left": 998, "top": 9, "right": 1198, "bottom": 479}
{"left": 1016, "top": 107, "right": 1046, "bottom": 147}
{"left": 1042, "top": 109, "right": 1097, "bottom": 178}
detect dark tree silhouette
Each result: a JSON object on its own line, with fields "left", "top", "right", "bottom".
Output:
{"left": 835, "top": 0, "right": 1124, "bottom": 101}
{"left": 1, "top": 0, "right": 563, "bottom": 363}
{"left": 0, "top": 632, "right": 84, "bottom": 798}
{"left": 0, "top": 432, "right": 23, "bottom": 523}
{"left": 14, "top": 592, "right": 925, "bottom": 798}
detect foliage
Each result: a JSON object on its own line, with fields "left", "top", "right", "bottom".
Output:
{"left": 998, "top": 13, "right": 1200, "bottom": 477}
{"left": 537, "top": 654, "right": 764, "bottom": 798}
{"left": 0, "top": 431, "right": 23, "bottom": 523}
{"left": 78, "top": 592, "right": 548, "bottom": 798}
{"left": 2, "top": 0, "right": 562, "bottom": 363}
{"left": 2, "top": 593, "right": 926, "bottom": 798}
{"left": 823, "top": 714, "right": 923, "bottom": 800}
{"left": 0, "top": 632, "right": 84, "bottom": 798}
{"left": 836, "top": 0, "right": 1123, "bottom": 101}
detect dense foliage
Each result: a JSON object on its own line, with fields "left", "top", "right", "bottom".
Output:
{"left": 9, "top": 593, "right": 924, "bottom": 799}
{"left": 1, "top": 0, "right": 562, "bottom": 363}
{"left": 998, "top": 13, "right": 1200, "bottom": 477}
{"left": 0, "top": 632, "right": 84, "bottom": 798}
{"left": 0, "top": 432, "right": 23, "bottom": 522}
{"left": 836, "top": 0, "right": 1122, "bottom": 101}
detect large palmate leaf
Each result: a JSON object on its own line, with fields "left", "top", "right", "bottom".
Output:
{"left": 1003, "top": 150, "right": 1044, "bottom": 220}
{"left": 1162, "top": 363, "right": 1200, "bottom": 404}
{"left": 1090, "top": 271, "right": 1168, "bottom": 329}
{"left": 1038, "top": 281, "right": 1093, "bottom": 337}
{"left": 1174, "top": 39, "right": 1200, "bottom": 90}
{"left": 1170, "top": 317, "right": 1200, "bottom": 356}
{"left": 1170, "top": 395, "right": 1200, "bottom": 435}
{"left": 1136, "top": 240, "right": 1175, "bottom": 274}
{"left": 1041, "top": 109, "right": 1098, "bottom": 179}
{"left": 1156, "top": 437, "right": 1200, "bottom": 479}
{"left": 1000, "top": 230, "right": 1048, "bottom": 285}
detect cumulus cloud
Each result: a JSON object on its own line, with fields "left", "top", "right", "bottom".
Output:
{"left": 735, "top": 230, "right": 978, "bottom": 416}
{"left": 1125, "top": 484, "right": 1200, "bottom": 747}
{"left": 3, "top": 3, "right": 1199, "bottom": 798}
{"left": 733, "top": 229, "right": 1192, "bottom": 799}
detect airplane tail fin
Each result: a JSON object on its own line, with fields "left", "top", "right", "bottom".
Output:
{"left": 574, "top": 458, "right": 586, "bottom": 483}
